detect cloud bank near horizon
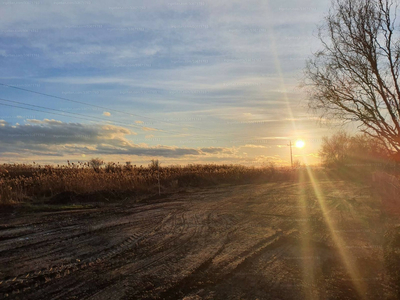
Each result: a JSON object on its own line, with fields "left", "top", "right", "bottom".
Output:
{"left": 0, "top": 119, "right": 236, "bottom": 158}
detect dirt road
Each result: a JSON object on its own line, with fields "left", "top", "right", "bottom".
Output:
{"left": 0, "top": 180, "right": 391, "bottom": 299}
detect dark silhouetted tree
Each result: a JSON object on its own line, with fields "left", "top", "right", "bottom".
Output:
{"left": 89, "top": 158, "right": 104, "bottom": 172}
{"left": 319, "top": 131, "right": 351, "bottom": 167}
{"left": 304, "top": 0, "right": 400, "bottom": 154}
{"left": 149, "top": 159, "right": 160, "bottom": 170}
{"left": 319, "top": 131, "right": 389, "bottom": 167}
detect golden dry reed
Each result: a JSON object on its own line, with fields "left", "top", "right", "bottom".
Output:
{"left": 0, "top": 161, "right": 295, "bottom": 205}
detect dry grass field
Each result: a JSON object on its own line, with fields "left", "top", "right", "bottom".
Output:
{"left": 0, "top": 162, "right": 296, "bottom": 206}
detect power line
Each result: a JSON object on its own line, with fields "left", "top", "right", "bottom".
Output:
{"left": 0, "top": 98, "right": 235, "bottom": 141}
{"left": 0, "top": 97, "right": 211, "bottom": 137}
{"left": 0, "top": 101, "right": 184, "bottom": 137}
{"left": 0, "top": 82, "right": 282, "bottom": 141}
{"left": 0, "top": 102, "right": 294, "bottom": 147}
{"left": 0, "top": 82, "right": 201, "bottom": 128}
{"left": 0, "top": 81, "right": 226, "bottom": 135}
{"left": 0, "top": 97, "right": 158, "bottom": 131}
{"left": 0, "top": 102, "right": 110, "bottom": 124}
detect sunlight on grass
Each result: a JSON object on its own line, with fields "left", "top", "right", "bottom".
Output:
{"left": 297, "top": 170, "right": 316, "bottom": 300}
{"left": 304, "top": 166, "right": 367, "bottom": 299}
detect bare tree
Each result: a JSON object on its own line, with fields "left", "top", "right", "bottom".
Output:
{"left": 304, "top": 0, "right": 400, "bottom": 154}
{"left": 149, "top": 159, "right": 161, "bottom": 195}
{"left": 319, "top": 131, "right": 389, "bottom": 167}
{"left": 149, "top": 159, "right": 160, "bottom": 170}
{"left": 319, "top": 131, "right": 351, "bottom": 167}
{"left": 89, "top": 158, "right": 104, "bottom": 172}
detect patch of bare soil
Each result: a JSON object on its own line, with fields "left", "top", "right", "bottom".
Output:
{"left": 0, "top": 181, "right": 395, "bottom": 299}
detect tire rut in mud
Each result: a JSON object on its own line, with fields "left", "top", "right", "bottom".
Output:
{"left": 0, "top": 206, "right": 182, "bottom": 299}
{"left": 0, "top": 183, "right": 321, "bottom": 300}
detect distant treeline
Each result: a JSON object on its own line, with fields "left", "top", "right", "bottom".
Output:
{"left": 319, "top": 131, "right": 399, "bottom": 171}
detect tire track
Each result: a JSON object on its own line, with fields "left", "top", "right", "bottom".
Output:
{"left": 48, "top": 210, "right": 198, "bottom": 300}
{"left": 0, "top": 208, "right": 181, "bottom": 299}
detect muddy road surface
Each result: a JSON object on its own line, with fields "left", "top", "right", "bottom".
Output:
{"left": 0, "top": 180, "right": 391, "bottom": 299}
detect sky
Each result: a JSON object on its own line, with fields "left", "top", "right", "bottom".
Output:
{"left": 0, "top": 0, "right": 335, "bottom": 166}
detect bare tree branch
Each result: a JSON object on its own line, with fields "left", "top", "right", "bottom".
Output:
{"left": 303, "top": 0, "right": 400, "bottom": 153}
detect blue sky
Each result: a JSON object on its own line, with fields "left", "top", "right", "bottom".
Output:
{"left": 0, "top": 0, "right": 334, "bottom": 166}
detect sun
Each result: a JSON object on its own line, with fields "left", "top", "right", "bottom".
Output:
{"left": 295, "top": 140, "right": 305, "bottom": 148}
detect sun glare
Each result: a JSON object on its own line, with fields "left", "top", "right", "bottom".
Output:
{"left": 295, "top": 140, "right": 305, "bottom": 148}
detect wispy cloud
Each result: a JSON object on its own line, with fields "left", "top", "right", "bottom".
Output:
{"left": 0, "top": 0, "right": 332, "bottom": 165}
{"left": 141, "top": 127, "right": 158, "bottom": 132}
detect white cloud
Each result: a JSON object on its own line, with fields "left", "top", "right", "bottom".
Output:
{"left": 0, "top": 119, "right": 234, "bottom": 158}
{"left": 141, "top": 127, "right": 158, "bottom": 131}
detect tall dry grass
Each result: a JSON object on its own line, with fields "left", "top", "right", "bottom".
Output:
{"left": 0, "top": 162, "right": 298, "bottom": 205}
